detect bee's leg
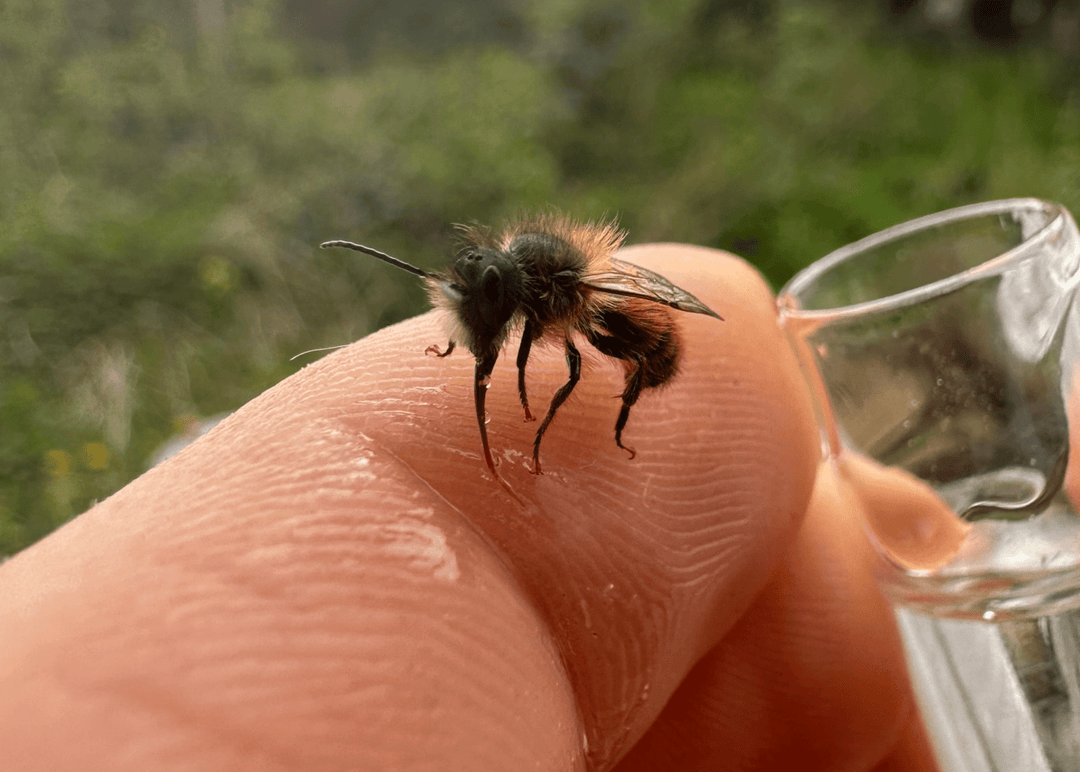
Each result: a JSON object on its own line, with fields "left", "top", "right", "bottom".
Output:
{"left": 613, "top": 362, "right": 646, "bottom": 460}
{"left": 584, "top": 323, "right": 645, "bottom": 460}
{"left": 515, "top": 321, "right": 537, "bottom": 422}
{"left": 425, "top": 340, "right": 456, "bottom": 357}
{"left": 473, "top": 351, "right": 500, "bottom": 477}
{"left": 531, "top": 339, "right": 581, "bottom": 475}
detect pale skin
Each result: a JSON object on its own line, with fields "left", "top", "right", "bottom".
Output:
{"left": 0, "top": 244, "right": 940, "bottom": 771}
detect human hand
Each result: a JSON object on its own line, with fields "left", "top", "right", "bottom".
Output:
{"left": 0, "top": 244, "right": 937, "bottom": 771}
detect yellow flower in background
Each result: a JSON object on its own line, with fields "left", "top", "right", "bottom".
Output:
{"left": 44, "top": 449, "right": 72, "bottom": 477}
{"left": 81, "top": 443, "right": 110, "bottom": 471}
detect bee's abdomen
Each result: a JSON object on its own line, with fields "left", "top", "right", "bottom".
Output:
{"left": 586, "top": 300, "right": 681, "bottom": 387}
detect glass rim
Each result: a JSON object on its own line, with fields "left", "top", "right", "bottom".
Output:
{"left": 778, "top": 197, "right": 1066, "bottom": 321}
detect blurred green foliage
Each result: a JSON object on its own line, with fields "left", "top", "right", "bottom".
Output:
{"left": 2, "top": 0, "right": 1079, "bottom": 554}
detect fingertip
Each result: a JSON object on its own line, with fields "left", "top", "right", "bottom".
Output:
{"left": 838, "top": 454, "right": 970, "bottom": 572}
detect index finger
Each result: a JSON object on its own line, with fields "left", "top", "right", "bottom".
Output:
{"left": 0, "top": 244, "right": 820, "bottom": 771}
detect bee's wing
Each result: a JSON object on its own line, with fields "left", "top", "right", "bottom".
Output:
{"left": 584, "top": 258, "right": 723, "bottom": 320}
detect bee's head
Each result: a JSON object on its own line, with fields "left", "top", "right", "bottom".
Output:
{"left": 439, "top": 246, "right": 523, "bottom": 354}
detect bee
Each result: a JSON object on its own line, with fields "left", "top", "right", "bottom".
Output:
{"left": 321, "top": 213, "right": 722, "bottom": 481}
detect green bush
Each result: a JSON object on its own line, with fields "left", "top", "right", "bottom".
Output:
{"left": 3, "top": 0, "right": 1078, "bottom": 555}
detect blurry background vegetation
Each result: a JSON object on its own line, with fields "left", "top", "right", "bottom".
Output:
{"left": 3, "top": 0, "right": 1080, "bottom": 555}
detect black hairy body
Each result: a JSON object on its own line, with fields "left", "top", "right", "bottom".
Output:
{"left": 322, "top": 213, "right": 722, "bottom": 482}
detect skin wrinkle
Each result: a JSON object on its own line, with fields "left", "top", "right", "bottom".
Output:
{"left": 343, "top": 430, "right": 482, "bottom": 539}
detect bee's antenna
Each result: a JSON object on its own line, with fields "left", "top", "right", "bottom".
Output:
{"left": 320, "top": 240, "right": 431, "bottom": 278}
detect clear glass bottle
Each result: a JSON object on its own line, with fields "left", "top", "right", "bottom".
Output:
{"left": 779, "top": 199, "right": 1080, "bottom": 771}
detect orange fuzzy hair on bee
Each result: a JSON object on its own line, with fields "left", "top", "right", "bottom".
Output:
{"left": 457, "top": 213, "right": 626, "bottom": 269}
{"left": 320, "top": 212, "right": 722, "bottom": 484}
